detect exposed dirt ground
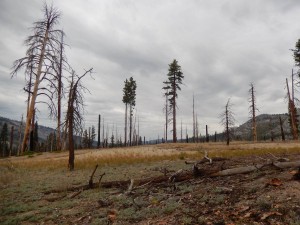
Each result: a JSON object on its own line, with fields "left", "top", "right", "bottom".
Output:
{"left": 1, "top": 142, "right": 300, "bottom": 225}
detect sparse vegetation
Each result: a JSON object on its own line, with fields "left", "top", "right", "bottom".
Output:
{"left": 1, "top": 142, "right": 300, "bottom": 224}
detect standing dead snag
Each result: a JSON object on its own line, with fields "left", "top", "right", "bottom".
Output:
{"left": 65, "top": 68, "right": 93, "bottom": 170}
{"left": 249, "top": 82, "right": 258, "bottom": 142}
{"left": 11, "top": 4, "right": 63, "bottom": 154}
{"left": 220, "top": 98, "right": 235, "bottom": 145}
{"left": 286, "top": 78, "right": 298, "bottom": 140}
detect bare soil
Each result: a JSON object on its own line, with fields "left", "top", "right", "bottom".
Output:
{"left": 1, "top": 142, "right": 300, "bottom": 225}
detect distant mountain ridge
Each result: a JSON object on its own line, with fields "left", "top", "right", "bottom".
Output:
{"left": 0, "top": 112, "right": 296, "bottom": 146}
{"left": 0, "top": 116, "right": 55, "bottom": 144}
{"left": 233, "top": 113, "right": 292, "bottom": 141}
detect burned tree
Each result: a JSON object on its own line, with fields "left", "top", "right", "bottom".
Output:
{"left": 286, "top": 78, "right": 298, "bottom": 140}
{"left": 248, "top": 82, "right": 258, "bottom": 142}
{"left": 52, "top": 32, "right": 69, "bottom": 151}
{"left": 279, "top": 116, "right": 285, "bottom": 141}
{"left": 65, "top": 68, "right": 93, "bottom": 170}
{"left": 11, "top": 4, "right": 63, "bottom": 154}
{"left": 220, "top": 98, "right": 235, "bottom": 145}
{"left": 163, "top": 59, "right": 184, "bottom": 143}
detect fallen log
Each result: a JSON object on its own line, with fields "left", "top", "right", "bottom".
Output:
{"left": 43, "top": 160, "right": 300, "bottom": 194}
{"left": 209, "top": 161, "right": 300, "bottom": 177}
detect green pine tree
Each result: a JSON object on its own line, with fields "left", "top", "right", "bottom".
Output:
{"left": 163, "top": 59, "right": 184, "bottom": 143}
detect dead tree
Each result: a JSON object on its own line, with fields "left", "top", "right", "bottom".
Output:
{"left": 65, "top": 68, "right": 93, "bottom": 170}
{"left": 53, "top": 31, "right": 68, "bottom": 151}
{"left": 206, "top": 125, "right": 209, "bottom": 142}
{"left": 11, "top": 4, "right": 62, "bottom": 154}
{"left": 220, "top": 98, "right": 235, "bottom": 145}
{"left": 193, "top": 94, "right": 195, "bottom": 142}
{"left": 164, "top": 90, "right": 169, "bottom": 143}
{"left": 17, "top": 115, "right": 23, "bottom": 156}
{"left": 249, "top": 82, "right": 258, "bottom": 142}
{"left": 286, "top": 78, "right": 298, "bottom": 140}
{"left": 97, "top": 114, "right": 101, "bottom": 148}
{"left": 279, "top": 116, "right": 285, "bottom": 141}
{"left": 9, "top": 126, "right": 14, "bottom": 156}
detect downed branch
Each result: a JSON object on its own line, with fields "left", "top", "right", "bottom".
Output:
{"left": 89, "top": 164, "right": 98, "bottom": 188}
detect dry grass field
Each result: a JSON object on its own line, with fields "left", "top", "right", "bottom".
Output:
{"left": 1, "top": 141, "right": 300, "bottom": 224}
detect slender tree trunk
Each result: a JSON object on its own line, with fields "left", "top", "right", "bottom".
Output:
{"left": 180, "top": 120, "right": 182, "bottom": 143}
{"left": 124, "top": 103, "right": 127, "bottom": 146}
{"left": 286, "top": 78, "right": 298, "bottom": 140}
{"left": 250, "top": 84, "right": 257, "bottom": 142}
{"left": 193, "top": 94, "right": 195, "bottom": 143}
{"left": 173, "top": 99, "right": 176, "bottom": 142}
{"left": 165, "top": 93, "right": 168, "bottom": 143}
{"left": 226, "top": 107, "right": 229, "bottom": 145}
{"left": 56, "top": 33, "right": 63, "bottom": 151}
{"left": 21, "top": 29, "right": 49, "bottom": 153}
{"left": 206, "top": 125, "right": 209, "bottom": 142}
{"left": 129, "top": 104, "right": 132, "bottom": 146}
{"left": 17, "top": 115, "right": 23, "bottom": 156}
{"left": 30, "top": 109, "right": 35, "bottom": 151}
{"left": 9, "top": 126, "right": 14, "bottom": 157}
{"left": 98, "top": 114, "right": 101, "bottom": 148}
{"left": 279, "top": 116, "right": 285, "bottom": 141}
{"left": 68, "top": 108, "right": 74, "bottom": 170}
{"left": 102, "top": 117, "right": 105, "bottom": 148}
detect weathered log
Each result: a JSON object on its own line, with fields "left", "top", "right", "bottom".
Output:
{"left": 44, "top": 160, "right": 300, "bottom": 194}
{"left": 209, "top": 161, "right": 300, "bottom": 177}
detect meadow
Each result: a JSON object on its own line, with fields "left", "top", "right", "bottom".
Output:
{"left": 1, "top": 141, "right": 300, "bottom": 224}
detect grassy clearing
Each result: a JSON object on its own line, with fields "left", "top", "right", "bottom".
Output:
{"left": 1, "top": 141, "right": 299, "bottom": 170}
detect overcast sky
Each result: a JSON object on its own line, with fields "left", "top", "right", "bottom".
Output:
{"left": 1, "top": 0, "right": 300, "bottom": 141}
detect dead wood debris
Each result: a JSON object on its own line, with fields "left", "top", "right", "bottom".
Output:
{"left": 43, "top": 156, "right": 300, "bottom": 197}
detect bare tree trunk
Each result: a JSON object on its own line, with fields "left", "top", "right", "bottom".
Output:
{"left": 129, "top": 104, "right": 132, "bottom": 146}
{"left": 165, "top": 93, "right": 168, "bottom": 143}
{"left": 206, "top": 125, "right": 209, "bottom": 142}
{"left": 9, "top": 126, "right": 14, "bottom": 157}
{"left": 102, "top": 117, "right": 105, "bottom": 148}
{"left": 17, "top": 115, "right": 23, "bottom": 156}
{"left": 226, "top": 107, "right": 229, "bottom": 145}
{"left": 180, "top": 119, "right": 182, "bottom": 143}
{"left": 124, "top": 103, "right": 127, "bottom": 146}
{"left": 97, "top": 114, "right": 101, "bottom": 148}
{"left": 173, "top": 98, "right": 176, "bottom": 142}
{"left": 286, "top": 78, "right": 298, "bottom": 140}
{"left": 193, "top": 94, "right": 195, "bottom": 143}
{"left": 68, "top": 108, "right": 74, "bottom": 170}
{"left": 279, "top": 116, "right": 285, "bottom": 141}
{"left": 30, "top": 109, "right": 35, "bottom": 151}
{"left": 250, "top": 83, "right": 257, "bottom": 142}
{"left": 21, "top": 29, "right": 49, "bottom": 153}
{"left": 56, "top": 33, "right": 64, "bottom": 151}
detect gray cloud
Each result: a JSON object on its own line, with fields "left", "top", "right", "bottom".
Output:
{"left": 1, "top": 0, "right": 300, "bottom": 140}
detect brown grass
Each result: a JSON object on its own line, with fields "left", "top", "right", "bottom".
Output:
{"left": 1, "top": 141, "right": 300, "bottom": 170}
